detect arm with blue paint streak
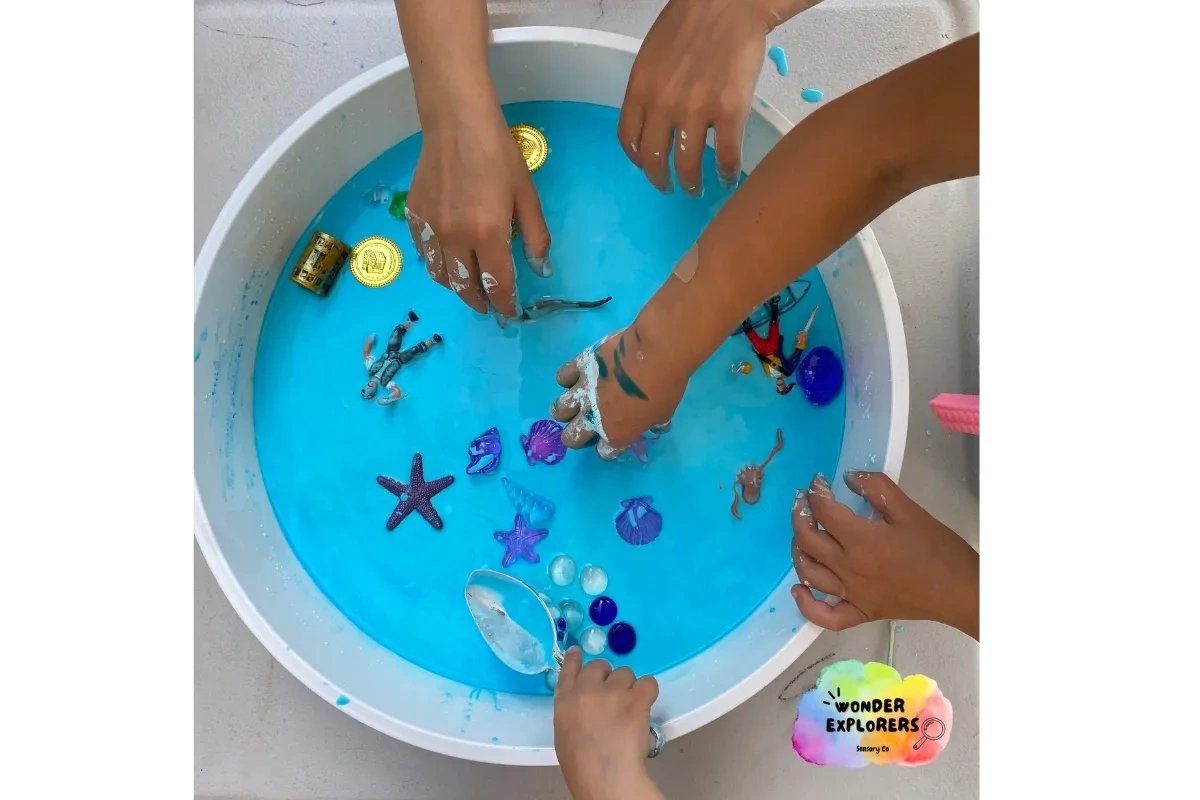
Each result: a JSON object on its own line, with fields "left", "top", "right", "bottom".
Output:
{"left": 639, "top": 33, "right": 980, "bottom": 379}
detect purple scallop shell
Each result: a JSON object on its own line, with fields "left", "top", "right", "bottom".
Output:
{"left": 615, "top": 496, "right": 662, "bottom": 546}
{"left": 465, "top": 426, "right": 502, "bottom": 475}
{"left": 521, "top": 419, "right": 567, "bottom": 466}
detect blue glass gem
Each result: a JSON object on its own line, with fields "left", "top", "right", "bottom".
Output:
{"left": 557, "top": 629, "right": 565, "bottom": 642}
{"left": 556, "top": 616, "right": 567, "bottom": 632}
{"left": 608, "top": 621, "right": 637, "bottom": 655}
{"left": 589, "top": 596, "right": 618, "bottom": 626}
{"left": 798, "top": 346, "right": 844, "bottom": 406}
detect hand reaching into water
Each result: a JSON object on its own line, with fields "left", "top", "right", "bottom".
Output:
{"left": 619, "top": 0, "right": 820, "bottom": 194}
{"left": 554, "top": 648, "right": 665, "bottom": 800}
{"left": 550, "top": 324, "right": 686, "bottom": 459}
{"left": 790, "top": 471, "right": 980, "bottom": 639}
{"left": 404, "top": 105, "right": 552, "bottom": 322}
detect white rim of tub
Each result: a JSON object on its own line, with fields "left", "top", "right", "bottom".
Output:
{"left": 194, "top": 25, "right": 910, "bottom": 765}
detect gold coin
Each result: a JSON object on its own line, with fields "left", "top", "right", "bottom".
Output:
{"left": 349, "top": 236, "right": 403, "bottom": 288}
{"left": 510, "top": 124, "right": 548, "bottom": 172}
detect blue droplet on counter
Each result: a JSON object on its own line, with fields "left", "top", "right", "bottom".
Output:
{"left": 195, "top": 350, "right": 201, "bottom": 362}
{"left": 491, "top": 736, "right": 499, "bottom": 743}
{"left": 767, "top": 45, "right": 789, "bottom": 76}
{"left": 335, "top": 695, "right": 349, "bottom": 706}
{"left": 801, "top": 87, "right": 824, "bottom": 103}
{"left": 200, "top": 329, "right": 208, "bottom": 341}
{"left": 769, "top": 607, "right": 776, "bottom": 613}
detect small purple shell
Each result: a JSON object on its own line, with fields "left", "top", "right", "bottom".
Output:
{"left": 521, "top": 419, "right": 567, "bottom": 466}
{"left": 465, "top": 426, "right": 502, "bottom": 475}
{"left": 615, "top": 496, "right": 662, "bottom": 546}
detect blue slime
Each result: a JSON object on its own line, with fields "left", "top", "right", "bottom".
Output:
{"left": 253, "top": 101, "right": 845, "bottom": 695}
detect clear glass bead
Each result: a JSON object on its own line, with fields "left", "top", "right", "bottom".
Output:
{"left": 579, "top": 564, "right": 608, "bottom": 596}
{"left": 580, "top": 626, "right": 607, "bottom": 655}
{"left": 549, "top": 555, "right": 577, "bottom": 586}
{"left": 558, "top": 599, "right": 584, "bottom": 633}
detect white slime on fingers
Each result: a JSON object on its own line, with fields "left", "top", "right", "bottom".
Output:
{"left": 574, "top": 343, "right": 609, "bottom": 445}
{"left": 455, "top": 259, "right": 470, "bottom": 280}
{"left": 480, "top": 272, "right": 498, "bottom": 292}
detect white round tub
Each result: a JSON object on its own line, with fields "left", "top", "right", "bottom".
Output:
{"left": 193, "top": 26, "right": 909, "bottom": 765}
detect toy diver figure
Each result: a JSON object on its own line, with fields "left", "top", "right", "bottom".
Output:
{"left": 361, "top": 311, "right": 443, "bottom": 405}
{"left": 740, "top": 297, "right": 819, "bottom": 395}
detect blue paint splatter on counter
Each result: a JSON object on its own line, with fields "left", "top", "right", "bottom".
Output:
{"left": 322, "top": 41, "right": 327, "bottom": 47}
{"left": 335, "top": 695, "right": 349, "bottom": 706}
{"left": 490, "top": 736, "right": 499, "bottom": 743}
{"left": 359, "top": 63, "right": 365, "bottom": 70}
{"left": 331, "top": 19, "right": 337, "bottom": 26}
{"left": 200, "top": 329, "right": 208, "bottom": 341}
{"left": 832, "top": 267, "right": 841, "bottom": 278}
{"left": 801, "top": 87, "right": 824, "bottom": 103}
{"left": 195, "top": 350, "right": 201, "bottom": 362}
{"left": 759, "top": 98, "right": 770, "bottom": 108}
{"left": 769, "top": 607, "right": 776, "bottom": 613}
{"left": 790, "top": 627, "right": 797, "bottom": 633}
{"left": 767, "top": 46, "right": 788, "bottom": 76}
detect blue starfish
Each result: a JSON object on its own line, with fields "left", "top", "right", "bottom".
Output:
{"left": 376, "top": 453, "right": 455, "bottom": 531}
{"left": 493, "top": 514, "right": 549, "bottom": 568}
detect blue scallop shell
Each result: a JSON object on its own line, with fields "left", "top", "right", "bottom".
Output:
{"left": 615, "top": 496, "right": 662, "bottom": 546}
{"left": 501, "top": 477, "right": 556, "bottom": 526}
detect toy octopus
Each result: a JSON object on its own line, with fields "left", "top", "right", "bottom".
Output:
{"left": 731, "top": 428, "right": 784, "bottom": 520}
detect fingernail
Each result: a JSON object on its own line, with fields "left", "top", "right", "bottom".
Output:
{"left": 802, "top": 580, "right": 812, "bottom": 587}
{"left": 596, "top": 440, "right": 623, "bottom": 461}
{"left": 843, "top": 469, "right": 871, "bottom": 493}
{"left": 812, "top": 473, "right": 832, "bottom": 496}
{"left": 525, "top": 250, "right": 553, "bottom": 277}
{"left": 790, "top": 585, "right": 801, "bottom": 600}
{"left": 792, "top": 489, "right": 811, "bottom": 515}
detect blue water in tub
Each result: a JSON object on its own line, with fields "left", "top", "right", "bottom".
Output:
{"left": 253, "top": 101, "right": 845, "bottom": 695}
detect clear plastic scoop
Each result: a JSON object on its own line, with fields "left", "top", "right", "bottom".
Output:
{"left": 464, "top": 568, "right": 666, "bottom": 758}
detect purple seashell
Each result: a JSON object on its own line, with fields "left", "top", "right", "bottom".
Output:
{"left": 615, "top": 496, "right": 662, "bottom": 546}
{"left": 465, "top": 426, "right": 502, "bottom": 475}
{"left": 521, "top": 419, "right": 567, "bottom": 466}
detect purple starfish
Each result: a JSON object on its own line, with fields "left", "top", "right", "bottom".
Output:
{"left": 376, "top": 453, "right": 455, "bottom": 531}
{"left": 493, "top": 514, "right": 549, "bottom": 568}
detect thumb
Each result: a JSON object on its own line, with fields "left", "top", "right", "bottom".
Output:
{"left": 842, "top": 470, "right": 920, "bottom": 525}
{"left": 513, "top": 172, "right": 552, "bottom": 277}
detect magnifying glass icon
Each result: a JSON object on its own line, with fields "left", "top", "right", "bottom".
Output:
{"left": 913, "top": 717, "right": 946, "bottom": 750}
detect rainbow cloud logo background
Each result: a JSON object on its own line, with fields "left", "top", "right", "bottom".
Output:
{"left": 792, "top": 659, "right": 953, "bottom": 767}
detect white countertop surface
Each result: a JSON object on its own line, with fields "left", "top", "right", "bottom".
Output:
{"left": 195, "top": 2, "right": 979, "bottom": 797}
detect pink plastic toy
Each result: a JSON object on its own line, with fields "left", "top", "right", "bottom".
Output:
{"left": 929, "top": 393, "right": 979, "bottom": 435}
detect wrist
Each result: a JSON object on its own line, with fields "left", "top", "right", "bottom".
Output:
{"left": 571, "top": 766, "right": 661, "bottom": 800}
{"left": 634, "top": 278, "right": 715, "bottom": 382}
{"left": 413, "top": 63, "right": 499, "bottom": 130}
{"left": 940, "top": 554, "right": 979, "bottom": 640}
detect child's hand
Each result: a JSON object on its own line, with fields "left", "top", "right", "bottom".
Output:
{"left": 554, "top": 648, "right": 665, "bottom": 800}
{"left": 550, "top": 324, "right": 686, "bottom": 457}
{"left": 790, "top": 471, "right": 979, "bottom": 639}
